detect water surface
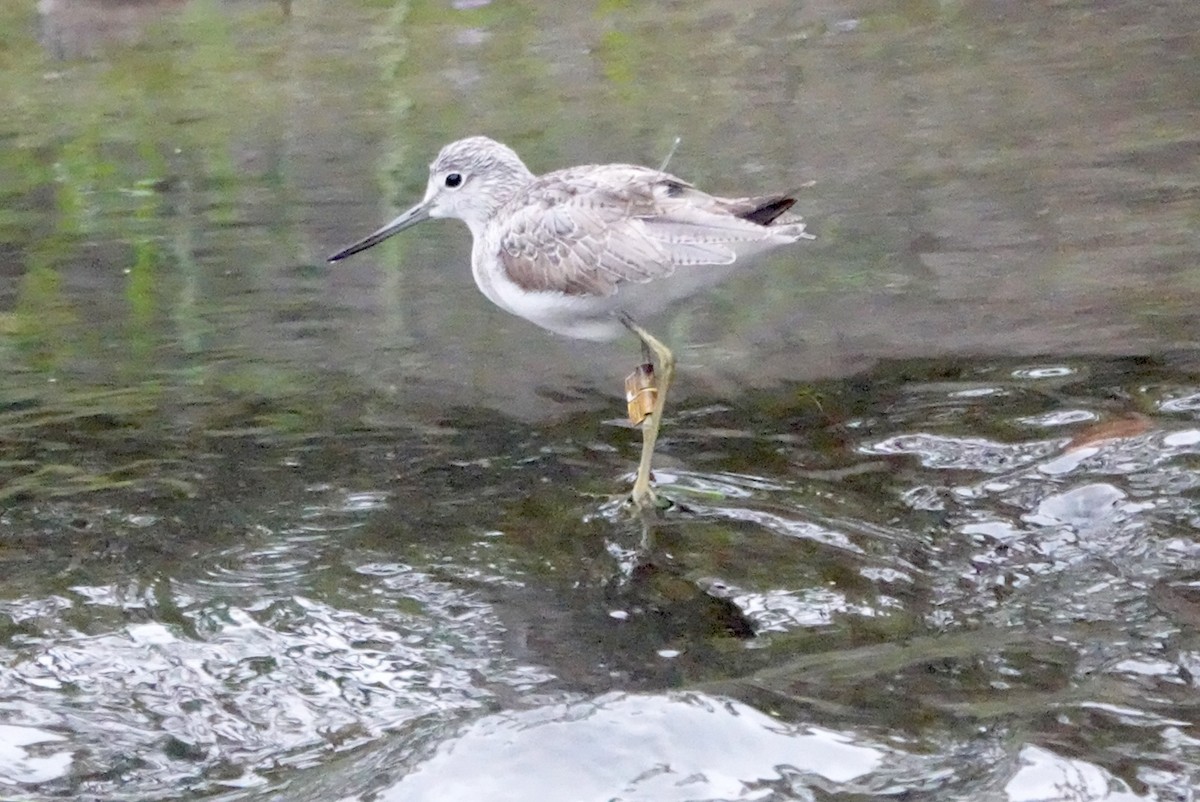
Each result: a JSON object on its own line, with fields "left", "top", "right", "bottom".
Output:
{"left": 1, "top": 0, "right": 1198, "bottom": 799}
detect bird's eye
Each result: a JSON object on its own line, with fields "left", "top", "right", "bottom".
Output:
{"left": 444, "top": 173, "right": 463, "bottom": 189}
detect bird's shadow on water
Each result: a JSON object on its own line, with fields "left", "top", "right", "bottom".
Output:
{"left": 448, "top": 404, "right": 928, "bottom": 694}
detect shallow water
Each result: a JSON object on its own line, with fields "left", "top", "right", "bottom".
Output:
{"left": 2, "top": 0, "right": 1199, "bottom": 799}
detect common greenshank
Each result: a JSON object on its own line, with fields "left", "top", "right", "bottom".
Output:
{"left": 329, "top": 136, "right": 812, "bottom": 509}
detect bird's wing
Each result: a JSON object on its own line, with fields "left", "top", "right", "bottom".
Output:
{"left": 495, "top": 165, "right": 803, "bottom": 297}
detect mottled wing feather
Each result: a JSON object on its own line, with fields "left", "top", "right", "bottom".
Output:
{"left": 496, "top": 165, "right": 803, "bottom": 297}
{"left": 500, "top": 202, "right": 663, "bottom": 295}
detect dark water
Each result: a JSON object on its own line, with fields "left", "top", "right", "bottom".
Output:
{"left": 2, "top": 0, "right": 1199, "bottom": 799}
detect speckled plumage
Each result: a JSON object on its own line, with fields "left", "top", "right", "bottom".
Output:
{"left": 494, "top": 163, "right": 809, "bottom": 298}
{"left": 330, "top": 136, "right": 812, "bottom": 340}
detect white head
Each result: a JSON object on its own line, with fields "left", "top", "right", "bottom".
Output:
{"left": 422, "top": 137, "right": 534, "bottom": 231}
{"left": 328, "top": 136, "right": 534, "bottom": 261}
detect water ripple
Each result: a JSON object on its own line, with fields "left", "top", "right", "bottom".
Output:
{"left": 0, "top": 570, "right": 537, "bottom": 799}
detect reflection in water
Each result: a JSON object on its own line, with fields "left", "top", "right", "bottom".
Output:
{"left": 3, "top": 356, "right": 1196, "bottom": 798}
{"left": 0, "top": 724, "right": 71, "bottom": 785}
{"left": 36, "top": 0, "right": 189, "bottom": 60}
{"left": 372, "top": 692, "right": 884, "bottom": 801}
{"left": 37, "top": 0, "right": 294, "bottom": 60}
{"left": 1005, "top": 745, "right": 1147, "bottom": 802}
{"left": 0, "top": 535, "right": 547, "bottom": 798}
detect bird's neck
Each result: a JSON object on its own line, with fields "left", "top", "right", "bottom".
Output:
{"left": 487, "top": 163, "right": 536, "bottom": 208}
{"left": 466, "top": 163, "right": 535, "bottom": 238}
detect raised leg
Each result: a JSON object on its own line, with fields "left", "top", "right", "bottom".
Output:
{"left": 620, "top": 313, "right": 675, "bottom": 509}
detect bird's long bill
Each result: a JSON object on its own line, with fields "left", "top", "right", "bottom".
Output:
{"left": 327, "top": 200, "right": 432, "bottom": 262}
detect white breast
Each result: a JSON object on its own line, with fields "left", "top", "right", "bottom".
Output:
{"left": 470, "top": 236, "right": 623, "bottom": 342}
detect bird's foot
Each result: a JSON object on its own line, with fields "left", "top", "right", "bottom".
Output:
{"left": 627, "top": 484, "right": 672, "bottom": 513}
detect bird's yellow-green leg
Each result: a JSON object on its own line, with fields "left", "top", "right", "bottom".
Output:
{"left": 620, "top": 314, "right": 675, "bottom": 510}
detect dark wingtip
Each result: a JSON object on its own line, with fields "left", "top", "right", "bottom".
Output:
{"left": 739, "top": 196, "right": 797, "bottom": 226}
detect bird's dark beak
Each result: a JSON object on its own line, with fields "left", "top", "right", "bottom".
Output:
{"left": 327, "top": 200, "right": 433, "bottom": 262}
